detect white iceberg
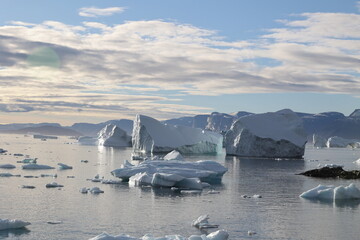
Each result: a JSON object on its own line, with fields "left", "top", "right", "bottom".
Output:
{"left": 163, "top": 150, "right": 184, "bottom": 161}
{"left": 0, "top": 164, "right": 16, "bottom": 169}
{"left": 300, "top": 183, "right": 360, "bottom": 200}
{"left": 89, "top": 230, "right": 228, "bottom": 240}
{"left": 312, "top": 134, "right": 327, "bottom": 148}
{"left": 78, "top": 136, "right": 98, "bottom": 146}
{"left": 192, "top": 215, "right": 219, "bottom": 229}
{"left": 0, "top": 219, "right": 31, "bottom": 230}
{"left": 57, "top": 163, "right": 73, "bottom": 170}
{"left": 98, "top": 124, "right": 132, "bottom": 147}
{"left": 22, "top": 164, "right": 55, "bottom": 170}
{"left": 111, "top": 160, "right": 227, "bottom": 185}
{"left": 224, "top": 109, "right": 307, "bottom": 158}
{"left": 132, "top": 114, "right": 223, "bottom": 154}
{"left": 46, "top": 182, "right": 64, "bottom": 188}
{"left": 326, "top": 136, "right": 360, "bottom": 148}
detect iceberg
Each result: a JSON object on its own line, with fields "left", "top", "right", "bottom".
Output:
{"left": 78, "top": 136, "right": 98, "bottom": 146}
{"left": 45, "top": 182, "right": 64, "bottom": 188}
{"left": 57, "top": 163, "right": 73, "bottom": 170}
{"left": 98, "top": 124, "right": 132, "bottom": 147}
{"left": 89, "top": 230, "right": 229, "bottom": 240}
{"left": 22, "top": 164, "right": 55, "bottom": 170}
{"left": 0, "top": 164, "right": 16, "bottom": 169}
{"left": 224, "top": 109, "right": 307, "bottom": 158}
{"left": 89, "top": 187, "right": 104, "bottom": 194}
{"left": 132, "top": 114, "right": 223, "bottom": 154}
{"left": 163, "top": 150, "right": 184, "bottom": 161}
{"left": 326, "top": 136, "right": 360, "bottom": 148}
{"left": 111, "top": 160, "right": 227, "bottom": 185}
{"left": 312, "top": 134, "right": 327, "bottom": 148}
{"left": 300, "top": 183, "right": 360, "bottom": 200}
{"left": 192, "top": 215, "right": 219, "bottom": 229}
{"left": 0, "top": 219, "right": 31, "bottom": 231}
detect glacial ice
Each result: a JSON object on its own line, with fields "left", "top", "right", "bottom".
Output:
{"left": 132, "top": 114, "right": 223, "bottom": 154}
{"left": 111, "top": 160, "right": 227, "bottom": 186}
{"left": 163, "top": 150, "right": 184, "bottom": 161}
{"left": 22, "top": 164, "right": 55, "bottom": 170}
{"left": 0, "top": 164, "right": 16, "bottom": 169}
{"left": 98, "top": 124, "right": 132, "bottom": 147}
{"left": 0, "top": 219, "right": 31, "bottom": 231}
{"left": 326, "top": 136, "right": 360, "bottom": 148}
{"left": 89, "top": 230, "right": 229, "bottom": 240}
{"left": 58, "top": 163, "right": 73, "bottom": 170}
{"left": 224, "top": 109, "right": 307, "bottom": 158}
{"left": 300, "top": 183, "right": 360, "bottom": 200}
{"left": 192, "top": 215, "right": 219, "bottom": 229}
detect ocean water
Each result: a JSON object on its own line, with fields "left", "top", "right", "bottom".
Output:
{"left": 1, "top": 134, "right": 360, "bottom": 240}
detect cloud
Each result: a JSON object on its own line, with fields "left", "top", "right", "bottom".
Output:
{"left": 79, "top": 7, "right": 125, "bottom": 18}
{"left": 0, "top": 10, "right": 359, "bottom": 122}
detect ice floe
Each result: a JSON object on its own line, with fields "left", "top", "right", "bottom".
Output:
{"left": 0, "top": 219, "right": 30, "bottom": 231}
{"left": 0, "top": 164, "right": 16, "bottom": 169}
{"left": 45, "top": 182, "right": 64, "bottom": 188}
{"left": 192, "top": 215, "right": 219, "bottom": 229}
{"left": 22, "top": 164, "right": 55, "bottom": 170}
{"left": 57, "top": 163, "right": 73, "bottom": 170}
{"left": 0, "top": 173, "right": 20, "bottom": 177}
{"left": 300, "top": 183, "right": 360, "bottom": 200}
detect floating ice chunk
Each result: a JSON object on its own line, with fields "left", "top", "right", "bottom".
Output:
{"left": 151, "top": 173, "right": 185, "bottom": 187}
{"left": 89, "top": 187, "right": 104, "bottom": 194}
{"left": 89, "top": 232, "right": 140, "bottom": 240}
{"left": 300, "top": 183, "right": 360, "bottom": 200}
{"left": 20, "top": 185, "right": 35, "bottom": 189}
{"left": 206, "top": 230, "right": 229, "bottom": 240}
{"left": 101, "top": 179, "right": 123, "bottom": 184}
{"left": 0, "top": 219, "right": 31, "bottom": 230}
{"left": 163, "top": 150, "right": 184, "bottom": 161}
{"left": 46, "top": 182, "right": 64, "bottom": 188}
{"left": 17, "top": 158, "right": 37, "bottom": 163}
{"left": 207, "top": 190, "right": 220, "bottom": 194}
{"left": 0, "top": 164, "right": 16, "bottom": 169}
{"left": 57, "top": 163, "right": 73, "bottom": 170}
{"left": 81, "top": 160, "right": 89, "bottom": 163}
{"left": 40, "top": 173, "right": 57, "bottom": 178}
{"left": 192, "top": 215, "right": 219, "bottom": 229}
{"left": 22, "top": 164, "right": 55, "bottom": 170}
{"left": 129, "top": 172, "right": 152, "bottom": 187}
{"left": 80, "top": 187, "right": 88, "bottom": 193}
{"left": 47, "top": 221, "right": 62, "bottom": 224}
{"left": 89, "top": 174, "right": 103, "bottom": 182}
{"left": 247, "top": 231, "right": 256, "bottom": 236}
{"left": 0, "top": 173, "right": 20, "bottom": 177}
{"left": 180, "top": 190, "right": 202, "bottom": 195}
{"left": 0, "top": 148, "right": 7, "bottom": 154}
{"left": 13, "top": 153, "right": 24, "bottom": 157}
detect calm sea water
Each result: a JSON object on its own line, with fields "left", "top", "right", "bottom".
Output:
{"left": 1, "top": 134, "right": 360, "bottom": 240}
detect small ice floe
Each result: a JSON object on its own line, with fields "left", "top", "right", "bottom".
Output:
{"left": 57, "top": 163, "right": 73, "bottom": 170}
{"left": 13, "top": 153, "right": 24, "bottom": 157}
{"left": 252, "top": 194, "right": 262, "bottom": 198}
{"left": 101, "top": 179, "right": 122, "bottom": 184}
{"left": 0, "top": 173, "right": 21, "bottom": 177}
{"left": 81, "top": 160, "right": 89, "bottom": 163}
{"left": 180, "top": 190, "right": 202, "bottom": 195}
{"left": 89, "top": 187, "right": 104, "bottom": 194}
{"left": 67, "top": 176, "right": 75, "bottom": 178}
{"left": 206, "top": 190, "right": 220, "bottom": 194}
{"left": 45, "top": 182, "right": 64, "bottom": 188}
{"left": 22, "top": 164, "right": 55, "bottom": 170}
{"left": 300, "top": 183, "right": 360, "bottom": 200}
{"left": 23, "top": 175, "right": 38, "bottom": 178}
{"left": 20, "top": 185, "right": 36, "bottom": 189}
{"left": 0, "top": 164, "right": 16, "bottom": 169}
{"left": 192, "top": 215, "right": 219, "bottom": 229}
{"left": 80, "top": 187, "right": 89, "bottom": 193}
{"left": 317, "top": 164, "right": 344, "bottom": 168}
{"left": 248, "top": 231, "right": 257, "bottom": 236}
{"left": 89, "top": 230, "right": 229, "bottom": 240}
{"left": 47, "top": 221, "right": 62, "bottom": 224}
{"left": 88, "top": 174, "right": 103, "bottom": 182}
{"left": 0, "top": 218, "right": 31, "bottom": 231}
{"left": 40, "top": 173, "right": 57, "bottom": 178}
{"left": 0, "top": 148, "right": 7, "bottom": 154}
{"left": 163, "top": 150, "right": 184, "bottom": 161}
{"left": 17, "top": 158, "right": 37, "bottom": 164}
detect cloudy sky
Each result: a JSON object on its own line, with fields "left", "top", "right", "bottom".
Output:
{"left": 0, "top": 0, "right": 359, "bottom": 125}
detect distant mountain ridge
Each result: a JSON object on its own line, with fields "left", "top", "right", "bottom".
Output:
{"left": 3, "top": 125, "right": 82, "bottom": 136}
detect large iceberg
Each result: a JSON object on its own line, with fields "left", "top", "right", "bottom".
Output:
{"left": 0, "top": 219, "right": 30, "bottom": 230}
{"left": 98, "top": 124, "right": 132, "bottom": 147}
{"left": 300, "top": 183, "right": 360, "bottom": 200}
{"left": 111, "top": 159, "right": 227, "bottom": 186}
{"left": 224, "top": 109, "right": 307, "bottom": 158}
{"left": 132, "top": 115, "right": 222, "bottom": 154}
{"left": 89, "top": 230, "right": 229, "bottom": 240}
{"left": 326, "top": 136, "right": 360, "bottom": 148}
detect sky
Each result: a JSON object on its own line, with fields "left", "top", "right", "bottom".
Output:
{"left": 0, "top": 0, "right": 359, "bottom": 125}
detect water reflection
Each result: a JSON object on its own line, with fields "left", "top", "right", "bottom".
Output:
{"left": 302, "top": 198, "right": 360, "bottom": 209}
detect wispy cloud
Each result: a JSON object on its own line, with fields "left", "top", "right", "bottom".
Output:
{"left": 0, "top": 9, "right": 359, "bottom": 122}
{"left": 79, "top": 7, "right": 125, "bottom": 18}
